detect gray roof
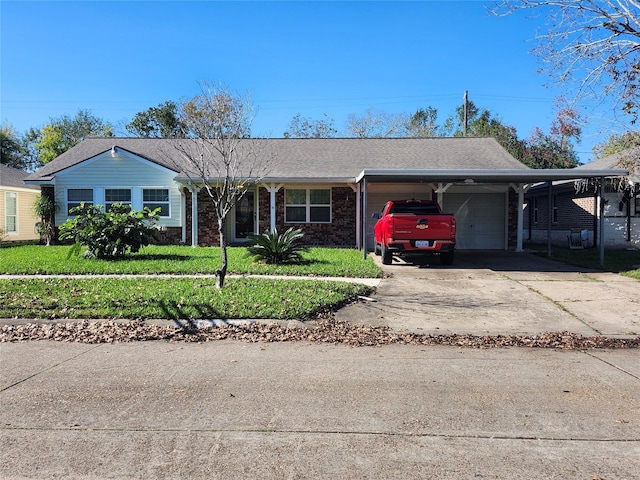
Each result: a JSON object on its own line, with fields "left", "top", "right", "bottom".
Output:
{"left": 25, "top": 137, "right": 529, "bottom": 183}
{"left": 577, "top": 147, "right": 639, "bottom": 184}
{"left": 0, "top": 163, "right": 40, "bottom": 189}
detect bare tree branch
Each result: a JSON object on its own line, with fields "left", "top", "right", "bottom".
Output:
{"left": 491, "top": 0, "right": 640, "bottom": 120}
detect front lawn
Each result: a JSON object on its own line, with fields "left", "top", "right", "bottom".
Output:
{"left": 0, "top": 277, "right": 370, "bottom": 321}
{"left": 0, "top": 245, "right": 378, "bottom": 321}
{"left": 0, "top": 245, "right": 382, "bottom": 278}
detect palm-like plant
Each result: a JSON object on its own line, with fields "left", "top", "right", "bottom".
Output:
{"left": 246, "top": 227, "right": 308, "bottom": 264}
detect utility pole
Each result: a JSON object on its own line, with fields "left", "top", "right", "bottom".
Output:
{"left": 463, "top": 90, "right": 468, "bottom": 137}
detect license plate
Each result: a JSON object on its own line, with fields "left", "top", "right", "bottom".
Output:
{"left": 415, "top": 241, "right": 430, "bottom": 248}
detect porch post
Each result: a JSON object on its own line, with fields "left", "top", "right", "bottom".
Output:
{"left": 187, "top": 184, "right": 200, "bottom": 247}
{"left": 547, "top": 181, "right": 553, "bottom": 257}
{"left": 435, "top": 183, "right": 453, "bottom": 209}
{"left": 362, "top": 177, "right": 368, "bottom": 260}
{"left": 599, "top": 177, "right": 605, "bottom": 267}
{"left": 353, "top": 183, "right": 361, "bottom": 250}
{"left": 180, "top": 188, "right": 186, "bottom": 244}
{"left": 510, "top": 183, "right": 526, "bottom": 253}
{"left": 265, "top": 184, "right": 283, "bottom": 232}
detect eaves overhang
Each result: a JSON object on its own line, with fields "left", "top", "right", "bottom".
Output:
{"left": 355, "top": 168, "right": 629, "bottom": 184}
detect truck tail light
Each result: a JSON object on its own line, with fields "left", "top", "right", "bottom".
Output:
{"left": 451, "top": 218, "right": 456, "bottom": 236}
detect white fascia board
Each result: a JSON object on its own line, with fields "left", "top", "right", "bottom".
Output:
{"left": 355, "top": 168, "right": 629, "bottom": 184}
{"left": 23, "top": 179, "right": 56, "bottom": 186}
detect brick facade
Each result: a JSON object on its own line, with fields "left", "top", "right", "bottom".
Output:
{"left": 184, "top": 185, "right": 358, "bottom": 247}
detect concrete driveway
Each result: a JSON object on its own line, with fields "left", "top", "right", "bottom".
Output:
{"left": 336, "top": 250, "right": 640, "bottom": 337}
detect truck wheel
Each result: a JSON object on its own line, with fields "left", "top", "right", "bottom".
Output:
{"left": 440, "top": 251, "right": 454, "bottom": 266}
{"left": 381, "top": 245, "right": 392, "bottom": 265}
{"left": 374, "top": 243, "right": 381, "bottom": 256}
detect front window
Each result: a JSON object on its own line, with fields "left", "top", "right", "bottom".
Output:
{"left": 552, "top": 195, "right": 559, "bottom": 223}
{"left": 285, "top": 188, "right": 331, "bottom": 223}
{"left": 105, "top": 189, "right": 131, "bottom": 211}
{"left": 143, "top": 188, "right": 170, "bottom": 217}
{"left": 67, "top": 189, "right": 93, "bottom": 215}
{"left": 5, "top": 192, "right": 17, "bottom": 233}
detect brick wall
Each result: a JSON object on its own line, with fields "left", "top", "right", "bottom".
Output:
{"left": 525, "top": 190, "right": 595, "bottom": 232}
{"left": 258, "top": 186, "right": 357, "bottom": 247}
{"left": 185, "top": 186, "right": 357, "bottom": 247}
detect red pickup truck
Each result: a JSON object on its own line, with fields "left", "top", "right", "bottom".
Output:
{"left": 373, "top": 199, "right": 456, "bottom": 265}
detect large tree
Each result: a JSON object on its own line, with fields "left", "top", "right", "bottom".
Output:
{"left": 169, "top": 82, "right": 273, "bottom": 288}
{"left": 28, "top": 110, "right": 113, "bottom": 165}
{"left": 126, "top": 101, "right": 185, "bottom": 138}
{"left": 406, "top": 107, "right": 440, "bottom": 137}
{"left": 592, "top": 129, "right": 640, "bottom": 158}
{"left": 491, "top": 0, "right": 640, "bottom": 121}
{"left": 345, "top": 109, "right": 408, "bottom": 138}
{"left": 283, "top": 113, "right": 337, "bottom": 138}
{"left": 0, "top": 124, "right": 27, "bottom": 169}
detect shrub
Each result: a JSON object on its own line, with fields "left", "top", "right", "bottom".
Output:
{"left": 32, "top": 195, "right": 58, "bottom": 246}
{"left": 59, "top": 203, "right": 160, "bottom": 259}
{"left": 246, "top": 227, "right": 308, "bottom": 264}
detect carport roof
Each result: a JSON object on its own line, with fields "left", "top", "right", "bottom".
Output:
{"left": 355, "top": 168, "right": 629, "bottom": 184}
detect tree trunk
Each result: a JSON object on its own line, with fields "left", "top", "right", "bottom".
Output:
{"left": 216, "top": 218, "right": 228, "bottom": 289}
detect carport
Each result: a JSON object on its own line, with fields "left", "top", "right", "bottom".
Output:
{"left": 355, "top": 167, "right": 629, "bottom": 265}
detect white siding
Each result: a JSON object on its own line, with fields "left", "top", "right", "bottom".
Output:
{"left": 54, "top": 151, "right": 182, "bottom": 228}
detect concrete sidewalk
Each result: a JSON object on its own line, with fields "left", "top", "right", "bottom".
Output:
{"left": 336, "top": 251, "right": 640, "bottom": 338}
{"left": 1, "top": 341, "right": 639, "bottom": 479}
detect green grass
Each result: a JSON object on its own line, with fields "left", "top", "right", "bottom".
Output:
{"left": 0, "top": 245, "right": 382, "bottom": 278}
{"left": 0, "top": 277, "right": 370, "bottom": 320}
{"left": 525, "top": 243, "right": 640, "bottom": 280}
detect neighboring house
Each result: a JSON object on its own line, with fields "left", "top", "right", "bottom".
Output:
{"left": 524, "top": 147, "right": 640, "bottom": 249}
{"left": 24, "top": 137, "right": 626, "bottom": 251}
{"left": 0, "top": 163, "right": 41, "bottom": 242}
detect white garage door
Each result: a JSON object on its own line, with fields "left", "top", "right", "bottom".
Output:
{"left": 444, "top": 193, "right": 506, "bottom": 250}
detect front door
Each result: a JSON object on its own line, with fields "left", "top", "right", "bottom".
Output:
{"left": 233, "top": 191, "right": 255, "bottom": 241}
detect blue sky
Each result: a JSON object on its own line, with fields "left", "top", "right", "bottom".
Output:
{"left": 0, "top": 0, "right": 633, "bottom": 163}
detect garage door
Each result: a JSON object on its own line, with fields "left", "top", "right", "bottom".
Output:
{"left": 444, "top": 193, "right": 506, "bottom": 250}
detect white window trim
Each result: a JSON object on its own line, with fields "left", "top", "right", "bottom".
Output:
{"left": 5, "top": 191, "right": 17, "bottom": 234}
{"left": 284, "top": 188, "right": 332, "bottom": 224}
{"left": 66, "top": 188, "right": 94, "bottom": 216}
{"left": 142, "top": 187, "right": 171, "bottom": 218}
{"left": 105, "top": 188, "right": 132, "bottom": 211}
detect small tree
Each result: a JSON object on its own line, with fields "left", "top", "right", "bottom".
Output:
{"left": 32, "top": 194, "right": 58, "bottom": 246}
{"left": 59, "top": 203, "right": 160, "bottom": 259}
{"left": 169, "top": 81, "right": 273, "bottom": 288}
